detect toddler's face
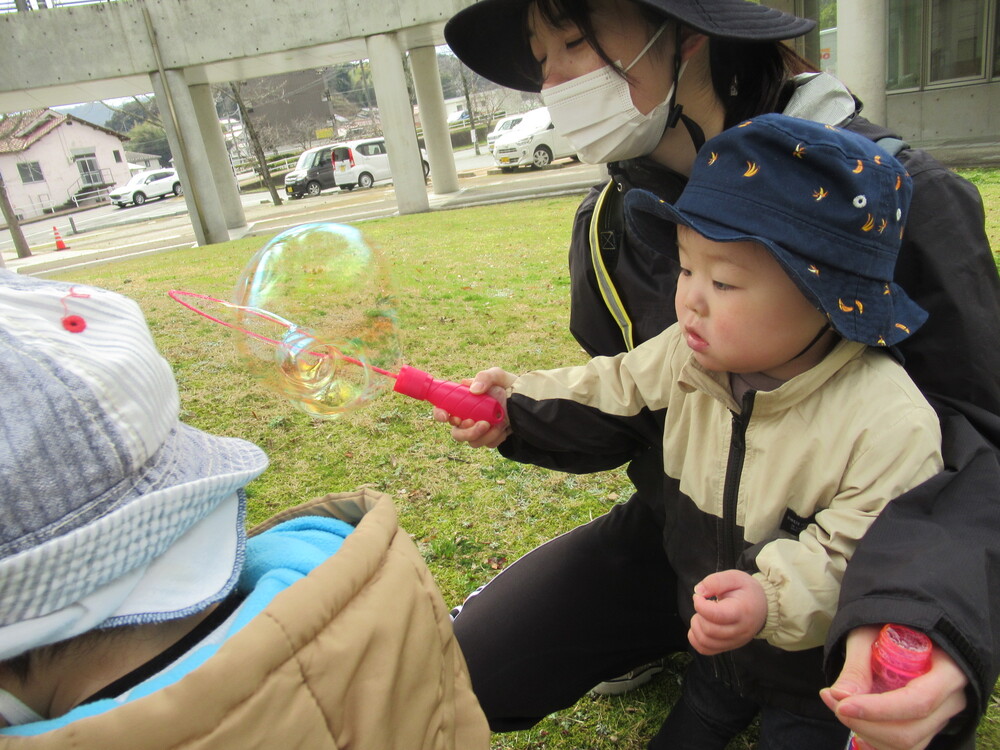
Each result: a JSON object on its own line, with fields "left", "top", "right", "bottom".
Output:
{"left": 674, "top": 226, "right": 829, "bottom": 379}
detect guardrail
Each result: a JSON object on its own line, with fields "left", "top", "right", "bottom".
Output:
{"left": 231, "top": 154, "right": 299, "bottom": 176}
{"left": 11, "top": 195, "right": 58, "bottom": 221}
{"left": 70, "top": 185, "right": 111, "bottom": 208}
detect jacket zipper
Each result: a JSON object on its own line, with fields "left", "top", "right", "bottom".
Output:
{"left": 715, "top": 391, "right": 755, "bottom": 689}
{"left": 722, "top": 391, "right": 754, "bottom": 568}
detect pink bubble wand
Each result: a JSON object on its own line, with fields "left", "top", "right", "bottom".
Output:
{"left": 169, "top": 290, "right": 505, "bottom": 425}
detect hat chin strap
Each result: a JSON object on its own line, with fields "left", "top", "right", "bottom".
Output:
{"left": 665, "top": 27, "right": 706, "bottom": 153}
{"left": 672, "top": 110, "right": 706, "bottom": 153}
{"left": 787, "top": 322, "right": 833, "bottom": 363}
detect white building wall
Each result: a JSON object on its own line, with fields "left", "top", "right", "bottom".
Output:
{"left": 0, "top": 122, "right": 131, "bottom": 219}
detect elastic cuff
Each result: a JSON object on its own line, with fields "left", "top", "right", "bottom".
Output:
{"left": 752, "top": 571, "right": 781, "bottom": 641}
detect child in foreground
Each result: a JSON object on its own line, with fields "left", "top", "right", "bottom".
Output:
{"left": 438, "top": 113, "right": 944, "bottom": 747}
{"left": 0, "top": 273, "right": 489, "bottom": 748}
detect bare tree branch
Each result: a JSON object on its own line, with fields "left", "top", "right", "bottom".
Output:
{"left": 229, "top": 82, "right": 283, "bottom": 206}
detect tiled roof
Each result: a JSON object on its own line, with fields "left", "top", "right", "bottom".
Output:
{"left": 0, "top": 109, "right": 63, "bottom": 154}
{"left": 0, "top": 108, "right": 127, "bottom": 154}
{"left": 125, "top": 149, "right": 160, "bottom": 161}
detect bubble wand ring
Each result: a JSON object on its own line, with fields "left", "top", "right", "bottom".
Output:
{"left": 169, "top": 289, "right": 395, "bottom": 377}
{"left": 169, "top": 289, "right": 506, "bottom": 425}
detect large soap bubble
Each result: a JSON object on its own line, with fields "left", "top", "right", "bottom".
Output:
{"left": 233, "top": 222, "right": 402, "bottom": 418}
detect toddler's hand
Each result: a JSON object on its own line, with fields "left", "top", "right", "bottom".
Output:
{"left": 688, "top": 569, "right": 767, "bottom": 655}
{"left": 433, "top": 367, "right": 513, "bottom": 448}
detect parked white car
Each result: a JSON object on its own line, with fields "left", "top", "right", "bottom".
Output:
{"left": 492, "top": 107, "right": 577, "bottom": 171}
{"left": 331, "top": 137, "right": 429, "bottom": 190}
{"left": 108, "top": 169, "right": 181, "bottom": 207}
{"left": 487, "top": 113, "right": 525, "bottom": 152}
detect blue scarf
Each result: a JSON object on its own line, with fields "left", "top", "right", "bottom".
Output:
{"left": 2, "top": 516, "right": 354, "bottom": 736}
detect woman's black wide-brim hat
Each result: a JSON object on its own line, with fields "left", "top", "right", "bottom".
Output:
{"left": 444, "top": 0, "right": 817, "bottom": 92}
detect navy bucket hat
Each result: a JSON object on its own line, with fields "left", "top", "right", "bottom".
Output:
{"left": 444, "top": 0, "right": 815, "bottom": 92}
{"left": 626, "top": 113, "right": 927, "bottom": 347}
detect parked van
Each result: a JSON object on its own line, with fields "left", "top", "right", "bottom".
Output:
{"left": 284, "top": 145, "right": 336, "bottom": 198}
{"left": 491, "top": 107, "right": 577, "bottom": 170}
{"left": 332, "top": 137, "right": 430, "bottom": 190}
{"left": 487, "top": 114, "right": 524, "bottom": 152}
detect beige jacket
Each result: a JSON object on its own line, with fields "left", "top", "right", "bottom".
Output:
{"left": 504, "top": 328, "right": 943, "bottom": 651}
{"left": 0, "top": 488, "right": 489, "bottom": 749}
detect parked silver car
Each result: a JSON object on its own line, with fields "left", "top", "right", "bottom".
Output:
{"left": 109, "top": 169, "right": 181, "bottom": 207}
{"left": 331, "top": 138, "right": 429, "bottom": 190}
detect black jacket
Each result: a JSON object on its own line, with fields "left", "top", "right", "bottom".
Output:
{"left": 566, "top": 120, "right": 1000, "bottom": 745}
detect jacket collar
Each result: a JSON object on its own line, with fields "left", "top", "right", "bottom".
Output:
{"left": 677, "top": 338, "right": 870, "bottom": 414}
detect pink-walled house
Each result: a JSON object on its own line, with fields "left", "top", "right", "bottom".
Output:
{"left": 0, "top": 108, "right": 133, "bottom": 220}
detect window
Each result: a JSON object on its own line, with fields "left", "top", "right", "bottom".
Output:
{"left": 357, "top": 141, "right": 385, "bottom": 156}
{"left": 16, "top": 162, "right": 43, "bottom": 184}
{"left": 928, "top": 0, "right": 986, "bottom": 82}
{"left": 888, "top": 0, "right": 923, "bottom": 89}
{"left": 75, "top": 156, "right": 102, "bottom": 186}
{"left": 994, "top": 4, "right": 1000, "bottom": 76}
{"left": 113, "top": 150, "right": 122, "bottom": 163}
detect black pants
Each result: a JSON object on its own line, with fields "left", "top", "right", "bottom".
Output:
{"left": 649, "top": 654, "right": 848, "bottom": 750}
{"left": 452, "top": 491, "right": 847, "bottom": 748}
{"left": 453, "top": 490, "right": 682, "bottom": 730}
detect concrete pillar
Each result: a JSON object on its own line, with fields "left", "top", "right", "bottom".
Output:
{"left": 837, "top": 0, "right": 887, "bottom": 125}
{"left": 409, "top": 45, "right": 459, "bottom": 195}
{"left": 366, "top": 33, "right": 430, "bottom": 215}
{"left": 149, "top": 71, "right": 203, "bottom": 244}
{"left": 149, "top": 70, "right": 229, "bottom": 246}
{"left": 190, "top": 82, "right": 246, "bottom": 232}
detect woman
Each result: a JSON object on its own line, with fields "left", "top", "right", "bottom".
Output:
{"left": 442, "top": 1, "right": 1000, "bottom": 748}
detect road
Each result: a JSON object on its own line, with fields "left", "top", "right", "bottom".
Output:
{"left": 1, "top": 150, "right": 605, "bottom": 274}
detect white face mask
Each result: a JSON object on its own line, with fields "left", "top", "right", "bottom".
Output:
{"left": 541, "top": 23, "right": 683, "bottom": 164}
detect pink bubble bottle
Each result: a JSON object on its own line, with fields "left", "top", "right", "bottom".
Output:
{"left": 846, "top": 624, "right": 933, "bottom": 750}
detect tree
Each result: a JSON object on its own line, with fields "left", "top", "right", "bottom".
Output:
{"left": 458, "top": 67, "right": 481, "bottom": 155}
{"left": 125, "top": 121, "right": 172, "bottom": 166}
{"left": 471, "top": 86, "right": 509, "bottom": 127}
{"left": 819, "top": 0, "right": 837, "bottom": 30}
{"left": 0, "top": 173, "right": 30, "bottom": 261}
{"left": 436, "top": 53, "right": 468, "bottom": 99}
{"left": 105, "top": 96, "right": 160, "bottom": 134}
{"left": 226, "top": 82, "right": 283, "bottom": 206}
{"left": 285, "top": 115, "right": 326, "bottom": 150}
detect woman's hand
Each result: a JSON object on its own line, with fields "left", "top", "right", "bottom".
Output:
{"left": 687, "top": 569, "right": 767, "bottom": 655}
{"left": 820, "top": 625, "right": 969, "bottom": 750}
{"left": 433, "top": 367, "right": 514, "bottom": 448}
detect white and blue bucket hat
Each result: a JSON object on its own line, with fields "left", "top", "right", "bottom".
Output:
{"left": 0, "top": 272, "right": 268, "bottom": 660}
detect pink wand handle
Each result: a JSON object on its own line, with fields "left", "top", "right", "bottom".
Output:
{"left": 393, "top": 365, "right": 506, "bottom": 425}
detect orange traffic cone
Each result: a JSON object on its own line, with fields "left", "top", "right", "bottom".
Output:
{"left": 53, "top": 226, "right": 70, "bottom": 251}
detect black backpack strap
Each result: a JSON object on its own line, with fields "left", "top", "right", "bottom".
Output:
{"left": 588, "top": 180, "right": 636, "bottom": 351}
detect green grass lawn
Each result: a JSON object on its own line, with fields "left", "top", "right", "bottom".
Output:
{"left": 45, "top": 171, "right": 1000, "bottom": 748}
